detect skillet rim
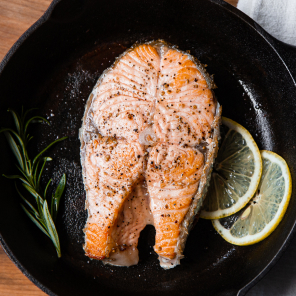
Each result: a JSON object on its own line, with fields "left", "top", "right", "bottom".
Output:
{"left": 0, "top": 2, "right": 63, "bottom": 295}
{"left": 0, "top": 0, "right": 296, "bottom": 295}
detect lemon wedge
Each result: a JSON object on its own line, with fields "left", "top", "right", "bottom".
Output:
{"left": 212, "top": 150, "right": 292, "bottom": 245}
{"left": 200, "top": 117, "right": 262, "bottom": 219}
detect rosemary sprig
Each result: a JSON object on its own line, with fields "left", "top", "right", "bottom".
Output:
{"left": 0, "top": 108, "right": 67, "bottom": 257}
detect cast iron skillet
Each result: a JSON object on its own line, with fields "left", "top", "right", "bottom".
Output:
{"left": 1, "top": 0, "right": 296, "bottom": 295}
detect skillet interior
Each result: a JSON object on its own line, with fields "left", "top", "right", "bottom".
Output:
{"left": 1, "top": 0, "right": 296, "bottom": 295}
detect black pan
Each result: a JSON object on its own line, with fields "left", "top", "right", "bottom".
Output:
{"left": 1, "top": 0, "right": 296, "bottom": 295}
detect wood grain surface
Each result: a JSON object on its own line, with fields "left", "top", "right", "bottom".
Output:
{"left": 0, "top": 0, "right": 238, "bottom": 295}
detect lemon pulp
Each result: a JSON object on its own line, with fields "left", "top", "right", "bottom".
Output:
{"left": 200, "top": 117, "right": 262, "bottom": 219}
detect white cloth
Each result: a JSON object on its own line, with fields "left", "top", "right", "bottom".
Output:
{"left": 237, "top": 0, "right": 296, "bottom": 46}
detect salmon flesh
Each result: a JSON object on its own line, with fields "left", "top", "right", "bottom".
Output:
{"left": 80, "top": 40, "right": 221, "bottom": 269}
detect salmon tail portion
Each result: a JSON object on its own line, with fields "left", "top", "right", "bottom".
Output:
{"left": 82, "top": 136, "right": 145, "bottom": 260}
{"left": 151, "top": 183, "right": 199, "bottom": 260}
{"left": 146, "top": 143, "right": 204, "bottom": 267}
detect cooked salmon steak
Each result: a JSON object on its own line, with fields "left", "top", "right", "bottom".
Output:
{"left": 80, "top": 40, "right": 221, "bottom": 269}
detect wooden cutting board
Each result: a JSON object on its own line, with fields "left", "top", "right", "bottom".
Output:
{"left": 0, "top": 0, "right": 238, "bottom": 295}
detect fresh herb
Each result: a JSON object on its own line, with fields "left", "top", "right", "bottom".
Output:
{"left": 0, "top": 108, "right": 67, "bottom": 257}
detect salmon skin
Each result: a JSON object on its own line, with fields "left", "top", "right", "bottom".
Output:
{"left": 80, "top": 40, "right": 221, "bottom": 269}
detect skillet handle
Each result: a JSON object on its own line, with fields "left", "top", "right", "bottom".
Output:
{"left": 271, "top": 39, "right": 296, "bottom": 82}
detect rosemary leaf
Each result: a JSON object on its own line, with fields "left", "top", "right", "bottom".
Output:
{"left": 16, "top": 185, "right": 40, "bottom": 218}
{"left": 8, "top": 109, "right": 21, "bottom": 135}
{"left": 43, "top": 200, "right": 61, "bottom": 257}
{"left": 44, "top": 179, "right": 52, "bottom": 200}
{"left": 23, "top": 183, "right": 43, "bottom": 202}
{"left": 24, "top": 116, "right": 50, "bottom": 136}
{"left": 3, "top": 174, "right": 32, "bottom": 187}
{"left": 23, "top": 108, "right": 38, "bottom": 121}
{"left": 27, "top": 135, "right": 34, "bottom": 143}
{"left": 1, "top": 128, "right": 26, "bottom": 158}
{"left": 21, "top": 204, "right": 50, "bottom": 239}
{"left": 52, "top": 174, "right": 66, "bottom": 222}
{"left": 2, "top": 174, "right": 23, "bottom": 180}
{"left": 36, "top": 195, "right": 45, "bottom": 224}
{"left": 15, "top": 165, "right": 32, "bottom": 184}
{"left": 3, "top": 131, "right": 24, "bottom": 169}
{"left": 36, "top": 157, "right": 52, "bottom": 190}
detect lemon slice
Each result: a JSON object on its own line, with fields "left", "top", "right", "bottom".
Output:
{"left": 200, "top": 117, "right": 262, "bottom": 219}
{"left": 212, "top": 150, "right": 292, "bottom": 245}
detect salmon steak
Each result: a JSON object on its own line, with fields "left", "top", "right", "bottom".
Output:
{"left": 80, "top": 40, "right": 221, "bottom": 269}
